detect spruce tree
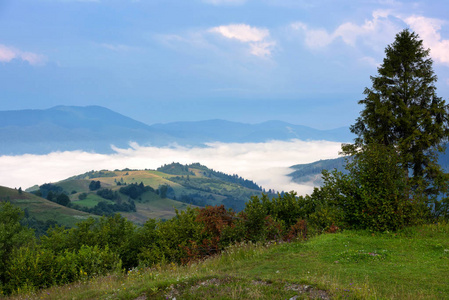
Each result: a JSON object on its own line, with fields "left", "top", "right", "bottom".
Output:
{"left": 347, "top": 29, "right": 449, "bottom": 196}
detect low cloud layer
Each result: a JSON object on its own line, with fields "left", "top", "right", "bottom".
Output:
{"left": 0, "top": 139, "right": 343, "bottom": 195}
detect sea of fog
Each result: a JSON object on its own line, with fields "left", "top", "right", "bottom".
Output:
{"left": 0, "top": 139, "right": 343, "bottom": 196}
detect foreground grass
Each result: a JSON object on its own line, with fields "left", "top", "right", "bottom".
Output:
{"left": 7, "top": 222, "right": 449, "bottom": 300}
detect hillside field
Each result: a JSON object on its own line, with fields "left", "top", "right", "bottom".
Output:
{"left": 8, "top": 222, "right": 449, "bottom": 299}
{"left": 0, "top": 186, "right": 95, "bottom": 228}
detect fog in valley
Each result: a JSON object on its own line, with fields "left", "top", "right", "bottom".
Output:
{"left": 0, "top": 139, "right": 343, "bottom": 195}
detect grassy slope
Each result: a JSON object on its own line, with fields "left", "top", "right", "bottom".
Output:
{"left": 59, "top": 170, "right": 199, "bottom": 224}
{"left": 0, "top": 186, "right": 95, "bottom": 227}
{"left": 11, "top": 222, "right": 449, "bottom": 300}
{"left": 57, "top": 167, "right": 258, "bottom": 224}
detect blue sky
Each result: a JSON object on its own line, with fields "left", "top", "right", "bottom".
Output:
{"left": 1, "top": 0, "right": 449, "bottom": 129}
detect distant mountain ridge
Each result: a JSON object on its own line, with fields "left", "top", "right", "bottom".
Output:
{"left": 0, "top": 105, "right": 354, "bottom": 155}
{"left": 288, "top": 151, "right": 449, "bottom": 186}
{"left": 152, "top": 119, "right": 352, "bottom": 144}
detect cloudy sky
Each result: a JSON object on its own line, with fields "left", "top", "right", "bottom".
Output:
{"left": 1, "top": 0, "right": 449, "bottom": 129}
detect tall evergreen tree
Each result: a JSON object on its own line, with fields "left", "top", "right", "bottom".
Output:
{"left": 346, "top": 29, "right": 449, "bottom": 195}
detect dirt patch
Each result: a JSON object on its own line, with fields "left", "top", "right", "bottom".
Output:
{"left": 161, "top": 277, "right": 330, "bottom": 300}
{"left": 285, "top": 283, "right": 331, "bottom": 300}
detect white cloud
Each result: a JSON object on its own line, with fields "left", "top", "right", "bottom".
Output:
{"left": 0, "top": 140, "right": 342, "bottom": 196}
{"left": 404, "top": 15, "right": 449, "bottom": 66}
{"left": 291, "top": 9, "right": 399, "bottom": 49}
{"left": 291, "top": 10, "right": 449, "bottom": 68}
{"left": 210, "top": 24, "right": 269, "bottom": 42}
{"left": 0, "top": 44, "right": 46, "bottom": 66}
{"left": 291, "top": 22, "right": 333, "bottom": 48}
{"left": 209, "top": 24, "right": 275, "bottom": 57}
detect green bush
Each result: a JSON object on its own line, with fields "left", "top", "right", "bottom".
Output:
{"left": 312, "top": 144, "right": 430, "bottom": 231}
{"left": 5, "top": 244, "right": 121, "bottom": 293}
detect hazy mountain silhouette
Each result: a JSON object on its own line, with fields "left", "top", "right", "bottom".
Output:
{"left": 0, "top": 105, "right": 354, "bottom": 155}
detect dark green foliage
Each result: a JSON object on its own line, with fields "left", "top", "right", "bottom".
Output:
{"left": 96, "top": 188, "right": 120, "bottom": 200}
{"left": 0, "top": 202, "right": 34, "bottom": 290}
{"left": 67, "top": 170, "right": 117, "bottom": 180}
{"left": 317, "top": 29, "right": 449, "bottom": 230}
{"left": 56, "top": 193, "right": 71, "bottom": 206}
{"left": 348, "top": 29, "right": 449, "bottom": 197}
{"left": 21, "top": 217, "right": 60, "bottom": 237}
{"left": 5, "top": 244, "right": 121, "bottom": 293}
{"left": 83, "top": 200, "right": 136, "bottom": 216}
{"left": 157, "top": 162, "right": 193, "bottom": 175}
{"left": 119, "top": 182, "right": 153, "bottom": 199}
{"left": 157, "top": 184, "right": 175, "bottom": 199}
{"left": 89, "top": 180, "right": 101, "bottom": 191}
{"left": 189, "top": 162, "right": 262, "bottom": 190}
{"left": 310, "top": 144, "right": 429, "bottom": 231}
{"left": 78, "top": 192, "right": 87, "bottom": 200}
{"left": 160, "top": 162, "right": 262, "bottom": 191}
{"left": 38, "top": 183, "right": 63, "bottom": 199}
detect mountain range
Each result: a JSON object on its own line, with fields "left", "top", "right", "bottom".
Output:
{"left": 0, "top": 105, "right": 354, "bottom": 155}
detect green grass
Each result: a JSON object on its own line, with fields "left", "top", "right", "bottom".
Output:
{"left": 72, "top": 194, "right": 115, "bottom": 208}
{"left": 121, "top": 196, "right": 193, "bottom": 224}
{"left": 56, "top": 180, "right": 92, "bottom": 194}
{"left": 8, "top": 222, "right": 449, "bottom": 299}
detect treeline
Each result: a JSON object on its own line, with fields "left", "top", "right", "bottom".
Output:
{"left": 158, "top": 162, "right": 262, "bottom": 191}
{"left": 71, "top": 199, "right": 136, "bottom": 216}
{"left": 157, "top": 163, "right": 194, "bottom": 176}
{"left": 189, "top": 162, "right": 262, "bottom": 191}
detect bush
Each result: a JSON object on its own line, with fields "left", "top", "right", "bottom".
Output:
{"left": 5, "top": 245, "right": 121, "bottom": 293}
{"left": 313, "top": 144, "right": 430, "bottom": 231}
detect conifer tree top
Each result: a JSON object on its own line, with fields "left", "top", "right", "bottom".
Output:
{"left": 349, "top": 28, "right": 449, "bottom": 192}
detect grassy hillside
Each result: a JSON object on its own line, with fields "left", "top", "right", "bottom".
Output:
{"left": 32, "top": 163, "right": 265, "bottom": 225}
{"left": 10, "top": 222, "right": 449, "bottom": 299}
{"left": 0, "top": 186, "right": 94, "bottom": 228}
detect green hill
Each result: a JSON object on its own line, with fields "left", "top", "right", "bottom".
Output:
{"left": 0, "top": 186, "right": 95, "bottom": 228}
{"left": 28, "top": 163, "right": 266, "bottom": 225}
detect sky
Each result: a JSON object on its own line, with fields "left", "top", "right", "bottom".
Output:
{"left": 1, "top": 0, "right": 449, "bottom": 193}
{"left": 1, "top": 0, "right": 449, "bottom": 129}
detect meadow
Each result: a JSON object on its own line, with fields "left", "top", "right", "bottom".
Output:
{"left": 7, "top": 222, "right": 448, "bottom": 300}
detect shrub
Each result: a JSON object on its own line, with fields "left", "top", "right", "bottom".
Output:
{"left": 314, "top": 144, "right": 430, "bottom": 231}
{"left": 5, "top": 244, "right": 121, "bottom": 293}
